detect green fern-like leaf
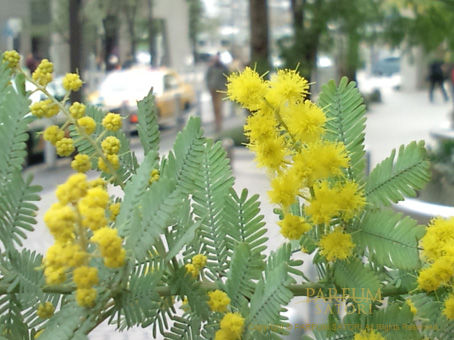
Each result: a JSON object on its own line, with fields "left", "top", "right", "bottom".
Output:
{"left": 189, "top": 139, "right": 234, "bottom": 277}
{"left": 225, "top": 242, "right": 264, "bottom": 309}
{"left": 365, "top": 141, "right": 431, "bottom": 207}
{"left": 0, "top": 294, "right": 29, "bottom": 340}
{"left": 0, "top": 63, "right": 32, "bottom": 179}
{"left": 163, "top": 313, "right": 202, "bottom": 340}
{"left": 411, "top": 293, "right": 454, "bottom": 340}
{"left": 125, "top": 177, "right": 182, "bottom": 260}
{"left": 0, "top": 173, "right": 41, "bottom": 251}
{"left": 162, "top": 116, "right": 206, "bottom": 195}
{"left": 350, "top": 209, "right": 425, "bottom": 270}
{"left": 5, "top": 250, "right": 44, "bottom": 300}
{"left": 111, "top": 260, "right": 163, "bottom": 330}
{"left": 169, "top": 266, "right": 210, "bottom": 320}
{"left": 34, "top": 302, "right": 96, "bottom": 340}
{"left": 370, "top": 302, "right": 422, "bottom": 340}
{"left": 318, "top": 77, "right": 367, "bottom": 184}
{"left": 244, "top": 244, "right": 294, "bottom": 339}
{"left": 332, "top": 258, "right": 382, "bottom": 315}
{"left": 165, "top": 199, "right": 204, "bottom": 261}
{"left": 224, "top": 188, "right": 268, "bottom": 258}
{"left": 137, "top": 89, "right": 160, "bottom": 156}
{"left": 116, "top": 150, "right": 159, "bottom": 236}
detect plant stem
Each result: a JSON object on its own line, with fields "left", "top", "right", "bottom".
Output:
{"left": 0, "top": 282, "right": 410, "bottom": 298}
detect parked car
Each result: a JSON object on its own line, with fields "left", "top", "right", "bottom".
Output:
{"left": 89, "top": 66, "right": 195, "bottom": 128}
{"left": 372, "top": 57, "right": 400, "bottom": 76}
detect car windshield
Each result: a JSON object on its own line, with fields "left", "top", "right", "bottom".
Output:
{"left": 100, "top": 69, "right": 164, "bottom": 97}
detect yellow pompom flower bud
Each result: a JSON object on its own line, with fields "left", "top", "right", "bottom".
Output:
{"left": 71, "top": 154, "right": 91, "bottom": 173}
{"left": 91, "top": 227, "right": 126, "bottom": 267}
{"left": 43, "top": 203, "right": 77, "bottom": 241}
{"left": 101, "top": 136, "right": 121, "bottom": 155}
{"left": 76, "top": 287, "right": 97, "bottom": 307}
{"left": 32, "top": 59, "right": 53, "bottom": 87}
{"left": 98, "top": 154, "right": 120, "bottom": 173}
{"left": 55, "top": 173, "right": 88, "bottom": 204}
{"left": 91, "top": 227, "right": 123, "bottom": 256}
{"left": 192, "top": 254, "right": 207, "bottom": 270}
{"left": 73, "top": 266, "right": 99, "bottom": 289}
{"left": 79, "top": 206, "right": 107, "bottom": 231}
{"left": 36, "top": 302, "right": 55, "bottom": 319}
{"left": 30, "top": 99, "right": 59, "bottom": 118}
{"left": 102, "top": 113, "right": 122, "bottom": 131}
{"left": 226, "top": 67, "right": 268, "bottom": 111}
{"left": 353, "top": 329, "right": 385, "bottom": 340}
{"left": 43, "top": 125, "right": 64, "bottom": 145}
{"left": 44, "top": 242, "right": 87, "bottom": 269}
{"left": 217, "top": 312, "right": 245, "bottom": 340}
{"left": 63, "top": 73, "right": 83, "bottom": 91}
{"left": 208, "top": 290, "right": 230, "bottom": 313}
{"left": 79, "top": 187, "right": 109, "bottom": 209}
{"left": 88, "top": 177, "right": 106, "bottom": 189}
{"left": 406, "top": 299, "right": 417, "bottom": 315}
{"left": 278, "top": 214, "right": 311, "bottom": 240}
{"left": 109, "top": 202, "right": 121, "bottom": 221}
{"left": 55, "top": 137, "right": 75, "bottom": 157}
{"left": 185, "top": 263, "right": 199, "bottom": 278}
{"left": 319, "top": 227, "right": 355, "bottom": 262}
{"left": 44, "top": 266, "right": 66, "bottom": 285}
{"left": 266, "top": 68, "right": 309, "bottom": 107}
{"left": 69, "top": 102, "right": 86, "bottom": 119}
{"left": 104, "top": 248, "right": 126, "bottom": 268}
{"left": 77, "top": 116, "right": 96, "bottom": 135}
{"left": 444, "top": 294, "right": 454, "bottom": 320}
{"left": 149, "top": 169, "right": 160, "bottom": 185}
{"left": 3, "top": 50, "right": 20, "bottom": 69}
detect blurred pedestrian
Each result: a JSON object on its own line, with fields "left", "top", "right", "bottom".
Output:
{"left": 206, "top": 53, "right": 229, "bottom": 133}
{"left": 25, "top": 52, "right": 39, "bottom": 74}
{"left": 428, "top": 60, "right": 449, "bottom": 103}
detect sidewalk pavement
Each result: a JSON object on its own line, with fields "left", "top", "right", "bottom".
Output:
{"left": 19, "top": 81, "right": 454, "bottom": 339}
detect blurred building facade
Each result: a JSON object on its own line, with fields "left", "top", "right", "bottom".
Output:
{"left": 1, "top": 0, "right": 192, "bottom": 74}
{"left": 0, "top": 0, "right": 31, "bottom": 57}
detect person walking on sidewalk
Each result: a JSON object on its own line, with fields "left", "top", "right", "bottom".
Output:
{"left": 428, "top": 60, "right": 449, "bottom": 103}
{"left": 206, "top": 53, "right": 229, "bottom": 133}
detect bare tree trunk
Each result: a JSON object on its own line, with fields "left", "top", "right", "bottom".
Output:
{"left": 148, "top": 0, "right": 158, "bottom": 66}
{"left": 69, "top": 0, "right": 83, "bottom": 103}
{"left": 249, "top": 0, "right": 270, "bottom": 76}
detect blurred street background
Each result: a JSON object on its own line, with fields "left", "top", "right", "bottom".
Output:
{"left": 4, "top": 0, "right": 454, "bottom": 338}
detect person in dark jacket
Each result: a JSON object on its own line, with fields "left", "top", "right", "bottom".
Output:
{"left": 206, "top": 53, "right": 229, "bottom": 133}
{"left": 428, "top": 60, "right": 449, "bottom": 103}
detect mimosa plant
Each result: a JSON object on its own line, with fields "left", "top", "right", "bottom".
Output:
{"left": 0, "top": 50, "right": 451, "bottom": 340}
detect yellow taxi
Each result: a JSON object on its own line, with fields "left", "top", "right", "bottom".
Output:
{"left": 90, "top": 66, "right": 195, "bottom": 127}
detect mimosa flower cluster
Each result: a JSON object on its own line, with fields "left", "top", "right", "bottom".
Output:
{"left": 43, "top": 173, "right": 125, "bottom": 307}
{"left": 418, "top": 216, "right": 454, "bottom": 319}
{"left": 185, "top": 253, "right": 207, "bottom": 278}
{"left": 2, "top": 51, "right": 131, "bottom": 312}
{"left": 226, "top": 67, "right": 365, "bottom": 261}
{"left": 3, "top": 51, "right": 123, "bottom": 175}
{"left": 215, "top": 312, "right": 245, "bottom": 340}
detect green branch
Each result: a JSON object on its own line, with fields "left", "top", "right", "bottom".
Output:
{"left": 0, "top": 281, "right": 410, "bottom": 298}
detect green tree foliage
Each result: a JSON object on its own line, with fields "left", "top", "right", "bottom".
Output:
{"left": 280, "top": 0, "right": 383, "bottom": 81}
{"left": 381, "top": 0, "right": 454, "bottom": 54}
